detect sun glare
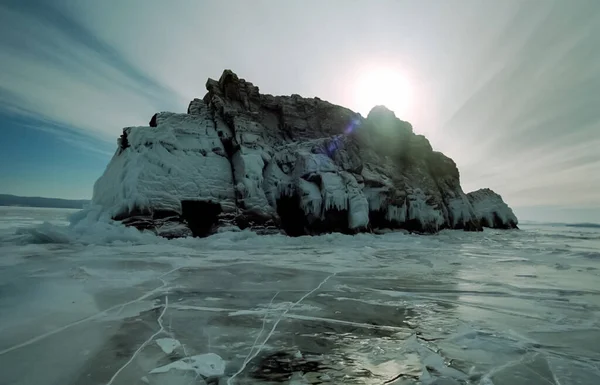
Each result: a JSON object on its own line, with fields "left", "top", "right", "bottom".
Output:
{"left": 354, "top": 67, "right": 412, "bottom": 119}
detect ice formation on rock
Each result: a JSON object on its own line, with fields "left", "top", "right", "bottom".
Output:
{"left": 92, "top": 69, "right": 518, "bottom": 237}
{"left": 466, "top": 188, "right": 519, "bottom": 229}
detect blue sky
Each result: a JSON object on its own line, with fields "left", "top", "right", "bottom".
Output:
{"left": 0, "top": 114, "right": 111, "bottom": 199}
{"left": 0, "top": 0, "right": 598, "bottom": 222}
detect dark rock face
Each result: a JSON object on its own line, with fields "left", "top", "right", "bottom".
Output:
{"left": 180, "top": 200, "right": 222, "bottom": 237}
{"left": 91, "top": 69, "right": 518, "bottom": 237}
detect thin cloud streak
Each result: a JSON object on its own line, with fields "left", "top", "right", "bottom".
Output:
{"left": 0, "top": 1, "right": 184, "bottom": 141}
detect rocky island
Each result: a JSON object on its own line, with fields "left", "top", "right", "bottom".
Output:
{"left": 92, "top": 70, "right": 518, "bottom": 238}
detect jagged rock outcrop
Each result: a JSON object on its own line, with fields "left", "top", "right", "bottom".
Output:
{"left": 92, "top": 69, "right": 518, "bottom": 237}
{"left": 467, "top": 189, "right": 519, "bottom": 229}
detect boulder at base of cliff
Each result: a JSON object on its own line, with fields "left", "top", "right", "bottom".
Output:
{"left": 467, "top": 188, "right": 519, "bottom": 229}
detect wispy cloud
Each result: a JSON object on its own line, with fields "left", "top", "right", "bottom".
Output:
{"left": 0, "top": 0, "right": 598, "bottom": 208}
{"left": 0, "top": 0, "right": 184, "bottom": 142}
{"left": 426, "top": 1, "right": 600, "bottom": 207}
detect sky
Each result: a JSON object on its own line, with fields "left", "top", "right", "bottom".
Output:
{"left": 0, "top": 0, "right": 598, "bottom": 222}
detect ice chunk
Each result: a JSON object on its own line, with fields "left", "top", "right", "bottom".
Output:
{"left": 155, "top": 338, "right": 181, "bottom": 354}
{"left": 150, "top": 353, "right": 225, "bottom": 378}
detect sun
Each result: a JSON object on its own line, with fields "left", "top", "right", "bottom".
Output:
{"left": 353, "top": 67, "right": 412, "bottom": 119}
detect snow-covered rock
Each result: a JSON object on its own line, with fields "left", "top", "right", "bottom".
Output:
{"left": 92, "top": 69, "right": 518, "bottom": 237}
{"left": 466, "top": 188, "right": 519, "bottom": 229}
{"left": 92, "top": 111, "right": 236, "bottom": 237}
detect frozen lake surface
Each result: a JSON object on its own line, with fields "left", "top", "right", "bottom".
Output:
{"left": 0, "top": 206, "right": 599, "bottom": 385}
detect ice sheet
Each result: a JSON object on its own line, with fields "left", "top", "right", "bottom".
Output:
{"left": 0, "top": 206, "right": 599, "bottom": 385}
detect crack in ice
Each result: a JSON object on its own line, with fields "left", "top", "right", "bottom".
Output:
{"left": 0, "top": 266, "right": 181, "bottom": 357}
{"left": 106, "top": 295, "right": 169, "bottom": 385}
{"left": 226, "top": 291, "right": 278, "bottom": 384}
{"left": 171, "top": 303, "right": 406, "bottom": 332}
{"left": 227, "top": 273, "right": 335, "bottom": 385}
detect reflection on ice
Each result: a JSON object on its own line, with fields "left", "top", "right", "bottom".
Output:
{"left": 0, "top": 207, "right": 599, "bottom": 384}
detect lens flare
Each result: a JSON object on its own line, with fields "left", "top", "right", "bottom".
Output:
{"left": 354, "top": 67, "right": 412, "bottom": 119}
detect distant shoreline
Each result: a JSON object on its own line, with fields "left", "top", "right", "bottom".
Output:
{"left": 0, "top": 194, "right": 90, "bottom": 210}
{"left": 520, "top": 220, "right": 600, "bottom": 229}
{"left": 564, "top": 222, "right": 600, "bottom": 229}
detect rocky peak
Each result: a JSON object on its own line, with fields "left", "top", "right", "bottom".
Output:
{"left": 92, "top": 69, "right": 518, "bottom": 238}
{"left": 467, "top": 189, "right": 518, "bottom": 229}
{"left": 367, "top": 105, "right": 396, "bottom": 121}
{"left": 203, "top": 69, "right": 261, "bottom": 113}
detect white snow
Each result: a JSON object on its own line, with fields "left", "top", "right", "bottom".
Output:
{"left": 232, "top": 148, "right": 273, "bottom": 214}
{"left": 89, "top": 109, "right": 515, "bottom": 234}
{"left": 92, "top": 112, "right": 236, "bottom": 218}
{"left": 232, "top": 151, "right": 266, "bottom": 185}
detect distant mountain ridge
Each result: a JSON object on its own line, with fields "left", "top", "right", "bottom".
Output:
{"left": 564, "top": 223, "right": 600, "bottom": 229}
{"left": 0, "top": 194, "right": 90, "bottom": 209}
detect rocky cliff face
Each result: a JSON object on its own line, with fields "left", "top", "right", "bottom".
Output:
{"left": 467, "top": 189, "right": 519, "bottom": 229}
{"left": 92, "top": 70, "right": 518, "bottom": 237}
